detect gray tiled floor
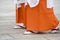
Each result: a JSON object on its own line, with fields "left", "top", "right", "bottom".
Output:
{"left": 0, "top": 0, "right": 60, "bottom": 40}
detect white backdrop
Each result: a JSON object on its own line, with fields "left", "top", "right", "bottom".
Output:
{"left": 0, "top": 0, "right": 60, "bottom": 19}
{"left": 53, "top": 0, "right": 60, "bottom": 20}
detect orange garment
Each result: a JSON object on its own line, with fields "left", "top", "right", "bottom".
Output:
{"left": 26, "top": 0, "right": 59, "bottom": 32}
{"left": 16, "top": 3, "right": 26, "bottom": 25}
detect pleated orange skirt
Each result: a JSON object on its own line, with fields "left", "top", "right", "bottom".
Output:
{"left": 16, "top": 3, "right": 26, "bottom": 25}
{"left": 26, "top": 0, "right": 59, "bottom": 32}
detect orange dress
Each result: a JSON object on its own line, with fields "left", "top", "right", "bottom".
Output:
{"left": 26, "top": 0, "right": 59, "bottom": 32}
{"left": 16, "top": 3, "right": 26, "bottom": 25}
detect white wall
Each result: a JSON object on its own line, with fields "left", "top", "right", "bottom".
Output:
{"left": 0, "top": 0, "right": 60, "bottom": 19}
{"left": 54, "top": 0, "right": 60, "bottom": 20}
{"left": 0, "top": 0, "right": 15, "bottom": 16}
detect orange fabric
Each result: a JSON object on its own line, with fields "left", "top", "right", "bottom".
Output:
{"left": 16, "top": 3, "right": 26, "bottom": 25}
{"left": 26, "top": 0, "right": 59, "bottom": 32}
